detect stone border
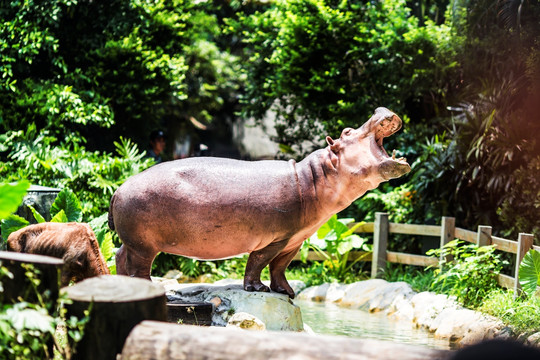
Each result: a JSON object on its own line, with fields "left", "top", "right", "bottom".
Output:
{"left": 297, "top": 279, "right": 539, "bottom": 347}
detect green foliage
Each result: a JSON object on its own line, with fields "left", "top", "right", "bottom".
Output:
{"left": 427, "top": 240, "right": 506, "bottom": 308}
{"left": 518, "top": 249, "right": 540, "bottom": 298}
{"left": 230, "top": 0, "right": 458, "bottom": 154}
{"left": 0, "top": 129, "right": 154, "bottom": 220}
{"left": 383, "top": 264, "right": 436, "bottom": 293}
{"left": 480, "top": 289, "right": 540, "bottom": 335}
{"left": 88, "top": 213, "right": 116, "bottom": 274}
{"left": 0, "top": 264, "right": 88, "bottom": 360}
{"left": 0, "top": 181, "right": 30, "bottom": 219}
{"left": 300, "top": 215, "right": 371, "bottom": 282}
{"left": 348, "top": 184, "right": 415, "bottom": 224}
{"left": 499, "top": 156, "right": 540, "bottom": 240}
{"left": 50, "top": 188, "right": 82, "bottom": 223}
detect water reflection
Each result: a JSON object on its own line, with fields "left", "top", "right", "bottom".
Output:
{"left": 296, "top": 300, "right": 453, "bottom": 350}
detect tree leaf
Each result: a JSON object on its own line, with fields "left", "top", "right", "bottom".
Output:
{"left": 88, "top": 213, "right": 109, "bottom": 246}
{"left": 337, "top": 238, "right": 354, "bottom": 255}
{"left": 1, "top": 215, "right": 29, "bottom": 240}
{"left": 100, "top": 232, "right": 114, "bottom": 262}
{"left": 27, "top": 205, "right": 46, "bottom": 223}
{"left": 50, "top": 188, "right": 82, "bottom": 222}
{"left": 519, "top": 249, "right": 540, "bottom": 297}
{"left": 5, "top": 306, "right": 55, "bottom": 334}
{"left": 50, "top": 209, "right": 68, "bottom": 223}
{"left": 0, "top": 181, "right": 30, "bottom": 219}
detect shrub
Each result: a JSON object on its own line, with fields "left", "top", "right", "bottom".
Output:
{"left": 428, "top": 240, "right": 506, "bottom": 308}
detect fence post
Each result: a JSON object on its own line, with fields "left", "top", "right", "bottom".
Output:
{"left": 440, "top": 217, "right": 455, "bottom": 266}
{"left": 476, "top": 225, "right": 492, "bottom": 247}
{"left": 514, "top": 233, "right": 534, "bottom": 295}
{"left": 371, "top": 212, "right": 389, "bottom": 279}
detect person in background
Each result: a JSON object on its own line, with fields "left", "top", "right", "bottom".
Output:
{"left": 147, "top": 130, "right": 166, "bottom": 163}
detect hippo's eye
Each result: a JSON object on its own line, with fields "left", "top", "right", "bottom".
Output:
{"left": 342, "top": 128, "right": 353, "bottom": 136}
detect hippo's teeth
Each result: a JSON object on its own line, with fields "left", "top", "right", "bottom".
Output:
{"left": 392, "top": 149, "right": 396, "bottom": 159}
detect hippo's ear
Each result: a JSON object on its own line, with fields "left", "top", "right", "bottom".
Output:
{"left": 326, "top": 136, "right": 341, "bottom": 153}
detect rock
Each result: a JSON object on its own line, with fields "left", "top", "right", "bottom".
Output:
{"left": 296, "top": 283, "right": 330, "bottom": 302}
{"left": 411, "top": 292, "right": 459, "bottom": 330}
{"left": 165, "top": 282, "right": 303, "bottom": 331}
{"left": 226, "top": 312, "right": 266, "bottom": 331}
{"left": 339, "top": 279, "right": 388, "bottom": 309}
{"left": 209, "top": 296, "right": 222, "bottom": 307}
{"left": 163, "top": 269, "right": 183, "bottom": 279}
{"left": 388, "top": 291, "right": 415, "bottom": 321}
{"left": 326, "top": 282, "right": 348, "bottom": 303}
{"left": 340, "top": 280, "right": 414, "bottom": 312}
{"left": 527, "top": 332, "right": 540, "bottom": 347}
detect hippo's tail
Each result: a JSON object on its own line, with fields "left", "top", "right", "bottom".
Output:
{"left": 108, "top": 192, "right": 116, "bottom": 231}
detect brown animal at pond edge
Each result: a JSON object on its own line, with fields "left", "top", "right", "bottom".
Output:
{"left": 108, "top": 107, "right": 411, "bottom": 298}
{"left": 7, "top": 222, "right": 110, "bottom": 286}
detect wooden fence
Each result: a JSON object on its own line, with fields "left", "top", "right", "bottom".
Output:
{"left": 295, "top": 212, "right": 537, "bottom": 292}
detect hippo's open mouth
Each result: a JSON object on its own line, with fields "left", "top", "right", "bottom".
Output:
{"left": 374, "top": 114, "right": 409, "bottom": 167}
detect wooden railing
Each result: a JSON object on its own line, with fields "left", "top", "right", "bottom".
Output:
{"left": 295, "top": 212, "right": 537, "bottom": 292}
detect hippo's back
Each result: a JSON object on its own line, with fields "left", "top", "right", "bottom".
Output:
{"left": 109, "top": 157, "right": 304, "bottom": 259}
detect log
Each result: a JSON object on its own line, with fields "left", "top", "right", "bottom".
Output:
{"left": 120, "top": 321, "right": 452, "bottom": 360}
{"left": 0, "top": 250, "right": 63, "bottom": 307}
{"left": 62, "top": 275, "right": 167, "bottom": 360}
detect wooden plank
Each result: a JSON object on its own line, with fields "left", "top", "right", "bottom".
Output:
{"left": 476, "top": 225, "right": 492, "bottom": 247}
{"left": 292, "top": 251, "right": 372, "bottom": 262}
{"left": 492, "top": 236, "right": 518, "bottom": 254}
{"left": 533, "top": 245, "right": 540, "bottom": 253}
{"left": 454, "top": 227, "right": 477, "bottom": 243}
{"left": 514, "top": 233, "right": 534, "bottom": 295}
{"left": 351, "top": 222, "right": 374, "bottom": 233}
{"left": 440, "top": 217, "right": 456, "bottom": 265}
{"left": 386, "top": 251, "right": 439, "bottom": 267}
{"left": 371, "top": 213, "right": 389, "bottom": 279}
{"left": 388, "top": 223, "right": 441, "bottom": 236}
{"left": 497, "top": 274, "right": 515, "bottom": 289}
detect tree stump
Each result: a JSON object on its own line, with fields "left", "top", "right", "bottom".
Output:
{"left": 62, "top": 275, "right": 167, "bottom": 360}
{"left": 120, "top": 321, "right": 452, "bottom": 360}
{"left": 0, "top": 250, "right": 63, "bottom": 307}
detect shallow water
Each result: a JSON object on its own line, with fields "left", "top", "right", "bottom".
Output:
{"left": 296, "top": 300, "right": 453, "bottom": 350}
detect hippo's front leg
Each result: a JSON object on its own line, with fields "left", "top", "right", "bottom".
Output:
{"left": 269, "top": 246, "right": 301, "bottom": 299}
{"left": 244, "top": 239, "right": 288, "bottom": 293}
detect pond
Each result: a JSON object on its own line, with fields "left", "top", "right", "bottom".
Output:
{"left": 296, "top": 300, "right": 454, "bottom": 350}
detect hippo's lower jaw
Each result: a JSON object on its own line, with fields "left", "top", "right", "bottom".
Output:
{"left": 379, "top": 159, "right": 411, "bottom": 180}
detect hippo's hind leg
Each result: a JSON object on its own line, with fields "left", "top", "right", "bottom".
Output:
{"left": 116, "top": 244, "right": 156, "bottom": 280}
{"left": 269, "top": 246, "right": 301, "bottom": 299}
{"left": 244, "top": 239, "right": 288, "bottom": 294}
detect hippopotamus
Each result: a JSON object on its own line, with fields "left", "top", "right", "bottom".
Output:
{"left": 7, "top": 222, "right": 110, "bottom": 286}
{"left": 108, "top": 107, "right": 410, "bottom": 298}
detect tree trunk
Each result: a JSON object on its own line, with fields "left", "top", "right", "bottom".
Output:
{"left": 0, "top": 250, "right": 63, "bottom": 307}
{"left": 62, "top": 275, "right": 167, "bottom": 360}
{"left": 120, "top": 320, "right": 452, "bottom": 360}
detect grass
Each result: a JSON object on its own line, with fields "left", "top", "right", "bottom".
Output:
{"left": 479, "top": 289, "right": 540, "bottom": 335}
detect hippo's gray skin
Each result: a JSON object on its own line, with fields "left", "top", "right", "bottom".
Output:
{"left": 108, "top": 107, "right": 410, "bottom": 298}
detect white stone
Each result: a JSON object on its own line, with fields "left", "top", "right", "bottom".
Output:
{"left": 411, "top": 292, "right": 459, "bottom": 330}
{"left": 433, "top": 308, "right": 503, "bottom": 344}
{"left": 326, "top": 283, "right": 347, "bottom": 303}
{"left": 340, "top": 279, "right": 388, "bottom": 309}
{"left": 296, "top": 283, "right": 330, "bottom": 302}
{"left": 339, "top": 280, "right": 414, "bottom": 312}
{"left": 226, "top": 312, "right": 266, "bottom": 331}
{"left": 526, "top": 332, "right": 540, "bottom": 347}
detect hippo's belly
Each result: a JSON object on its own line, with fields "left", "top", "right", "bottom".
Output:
{"left": 111, "top": 157, "right": 304, "bottom": 259}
